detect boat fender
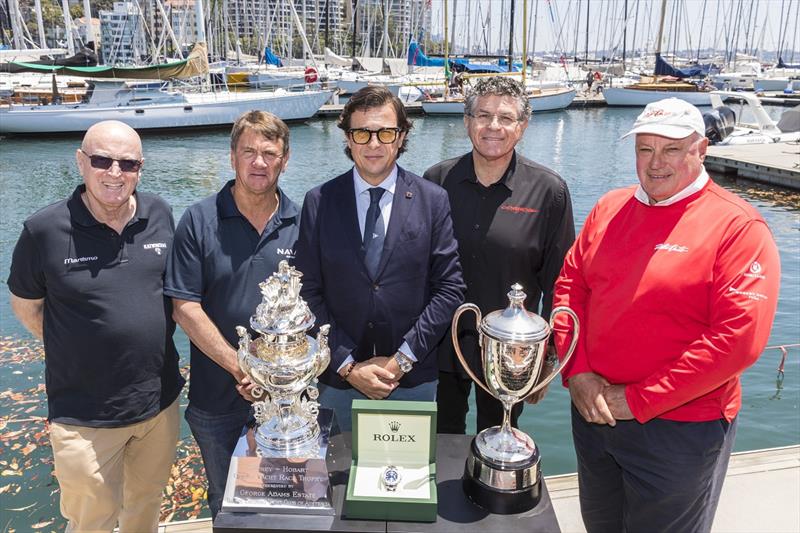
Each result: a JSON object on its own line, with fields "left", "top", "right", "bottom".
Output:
{"left": 305, "top": 67, "right": 319, "bottom": 84}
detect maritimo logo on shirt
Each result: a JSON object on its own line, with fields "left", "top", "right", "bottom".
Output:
{"left": 64, "top": 256, "right": 98, "bottom": 265}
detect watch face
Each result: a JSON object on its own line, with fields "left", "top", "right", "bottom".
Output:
{"left": 395, "top": 354, "right": 413, "bottom": 373}
{"left": 382, "top": 466, "right": 401, "bottom": 491}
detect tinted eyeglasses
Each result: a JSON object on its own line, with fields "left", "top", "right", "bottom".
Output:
{"left": 347, "top": 127, "right": 402, "bottom": 145}
{"left": 79, "top": 148, "right": 143, "bottom": 172}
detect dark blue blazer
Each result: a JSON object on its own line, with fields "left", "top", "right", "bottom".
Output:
{"left": 295, "top": 166, "right": 465, "bottom": 389}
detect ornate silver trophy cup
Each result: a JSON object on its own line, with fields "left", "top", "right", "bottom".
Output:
{"left": 222, "top": 261, "right": 335, "bottom": 515}
{"left": 452, "top": 283, "right": 579, "bottom": 514}
{"left": 235, "top": 260, "right": 331, "bottom": 457}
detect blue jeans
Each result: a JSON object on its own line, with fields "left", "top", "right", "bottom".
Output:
{"left": 184, "top": 404, "right": 252, "bottom": 519}
{"left": 318, "top": 380, "right": 437, "bottom": 432}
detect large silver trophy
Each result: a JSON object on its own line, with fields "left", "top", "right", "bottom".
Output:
{"left": 452, "top": 283, "right": 578, "bottom": 514}
{"left": 222, "top": 261, "right": 334, "bottom": 515}
{"left": 235, "top": 260, "right": 331, "bottom": 457}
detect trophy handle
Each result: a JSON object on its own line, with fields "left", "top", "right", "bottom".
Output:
{"left": 451, "top": 303, "right": 494, "bottom": 397}
{"left": 527, "top": 306, "right": 580, "bottom": 395}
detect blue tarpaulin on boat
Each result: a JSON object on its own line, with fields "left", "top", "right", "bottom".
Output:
{"left": 497, "top": 58, "right": 523, "bottom": 71}
{"left": 407, "top": 42, "right": 445, "bottom": 67}
{"left": 451, "top": 62, "right": 516, "bottom": 73}
{"left": 263, "top": 47, "right": 283, "bottom": 67}
{"left": 654, "top": 54, "right": 715, "bottom": 78}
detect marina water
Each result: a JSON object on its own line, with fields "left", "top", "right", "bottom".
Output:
{"left": 1, "top": 107, "right": 798, "bottom": 527}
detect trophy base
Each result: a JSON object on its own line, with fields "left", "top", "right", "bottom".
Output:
{"left": 221, "top": 408, "right": 336, "bottom": 515}
{"left": 462, "top": 437, "right": 542, "bottom": 515}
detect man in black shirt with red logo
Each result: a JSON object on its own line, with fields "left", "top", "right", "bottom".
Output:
{"left": 424, "top": 77, "right": 575, "bottom": 434}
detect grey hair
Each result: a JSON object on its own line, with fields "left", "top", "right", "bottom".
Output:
{"left": 464, "top": 77, "right": 531, "bottom": 120}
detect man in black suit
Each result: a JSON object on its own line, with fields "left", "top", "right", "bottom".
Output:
{"left": 295, "top": 86, "right": 465, "bottom": 431}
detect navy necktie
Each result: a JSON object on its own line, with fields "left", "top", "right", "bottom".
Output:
{"left": 363, "top": 187, "right": 386, "bottom": 277}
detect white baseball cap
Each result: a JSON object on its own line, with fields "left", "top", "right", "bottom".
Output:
{"left": 621, "top": 98, "right": 706, "bottom": 139}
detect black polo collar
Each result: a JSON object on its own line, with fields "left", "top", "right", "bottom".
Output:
{"left": 456, "top": 151, "right": 519, "bottom": 191}
{"left": 216, "top": 179, "right": 299, "bottom": 222}
{"left": 67, "top": 184, "right": 149, "bottom": 228}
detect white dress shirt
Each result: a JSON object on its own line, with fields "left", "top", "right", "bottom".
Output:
{"left": 336, "top": 165, "right": 416, "bottom": 373}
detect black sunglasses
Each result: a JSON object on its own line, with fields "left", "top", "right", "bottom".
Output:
{"left": 348, "top": 127, "right": 402, "bottom": 145}
{"left": 79, "top": 148, "right": 143, "bottom": 172}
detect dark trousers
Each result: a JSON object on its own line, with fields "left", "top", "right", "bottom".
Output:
{"left": 437, "top": 370, "right": 523, "bottom": 434}
{"left": 571, "top": 404, "right": 737, "bottom": 533}
{"left": 185, "top": 404, "right": 253, "bottom": 519}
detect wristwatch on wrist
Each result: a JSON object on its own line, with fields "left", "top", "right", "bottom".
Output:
{"left": 393, "top": 352, "right": 413, "bottom": 373}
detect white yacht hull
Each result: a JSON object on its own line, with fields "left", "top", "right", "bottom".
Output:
{"left": 754, "top": 77, "right": 800, "bottom": 92}
{"left": 603, "top": 87, "right": 712, "bottom": 106}
{"left": 0, "top": 90, "right": 332, "bottom": 134}
{"left": 422, "top": 87, "right": 576, "bottom": 115}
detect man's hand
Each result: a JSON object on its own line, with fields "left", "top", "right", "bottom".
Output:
{"left": 568, "top": 372, "right": 616, "bottom": 426}
{"left": 235, "top": 375, "right": 261, "bottom": 403}
{"left": 345, "top": 357, "right": 400, "bottom": 400}
{"left": 603, "top": 384, "right": 634, "bottom": 420}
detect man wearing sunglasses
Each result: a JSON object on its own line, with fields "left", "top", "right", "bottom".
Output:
{"left": 295, "top": 86, "right": 465, "bottom": 431}
{"left": 7, "top": 120, "right": 184, "bottom": 532}
{"left": 165, "top": 111, "right": 300, "bottom": 519}
{"left": 424, "top": 77, "right": 575, "bottom": 435}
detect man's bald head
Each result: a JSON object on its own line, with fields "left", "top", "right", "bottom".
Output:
{"left": 82, "top": 121, "right": 143, "bottom": 159}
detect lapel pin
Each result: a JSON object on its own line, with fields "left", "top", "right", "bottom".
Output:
{"left": 405, "top": 191, "right": 413, "bottom": 199}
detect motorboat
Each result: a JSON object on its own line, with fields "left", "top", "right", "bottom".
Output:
{"left": 703, "top": 90, "right": 800, "bottom": 145}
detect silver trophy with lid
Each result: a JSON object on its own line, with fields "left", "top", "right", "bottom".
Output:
{"left": 451, "top": 283, "right": 579, "bottom": 514}
{"left": 235, "top": 260, "right": 331, "bottom": 457}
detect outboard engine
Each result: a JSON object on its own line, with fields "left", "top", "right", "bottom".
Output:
{"left": 703, "top": 106, "right": 737, "bottom": 144}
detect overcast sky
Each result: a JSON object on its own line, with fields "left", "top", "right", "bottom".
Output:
{"left": 427, "top": 0, "right": 799, "bottom": 59}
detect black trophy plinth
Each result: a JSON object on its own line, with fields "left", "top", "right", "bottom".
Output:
{"left": 461, "top": 437, "right": 542, "bottom": 515}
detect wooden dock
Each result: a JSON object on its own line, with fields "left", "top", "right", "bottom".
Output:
{"left": 705, "top": 142, "right": 800, "bottom": 191}
{"left": 160, "top": 445, "right": 800, "bottom": 533}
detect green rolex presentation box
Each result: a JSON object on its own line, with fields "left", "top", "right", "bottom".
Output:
{"left": 344, "top": 399, "right": 438, "bottom": 522}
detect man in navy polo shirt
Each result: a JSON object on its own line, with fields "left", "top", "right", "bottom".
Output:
{"left": 165, "top": 111, "right": 300, "bottom": 519}
{"left": 7, "top": 120, "right": 184, "bottom": 532}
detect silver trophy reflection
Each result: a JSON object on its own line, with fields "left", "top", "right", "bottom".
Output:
{"left": 235, "top": 260, "right": 331, "bottom": 457}
{"left": 452, "top": 283, "right": 578, "bottom": 514}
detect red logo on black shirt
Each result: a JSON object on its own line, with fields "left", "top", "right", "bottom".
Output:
{"left": 500, "top": 205, "right": 539, "bottom": 214}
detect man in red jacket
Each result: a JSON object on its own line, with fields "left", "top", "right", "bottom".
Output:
{"left": 553, "top": 98, "right": 780, "bottom": 533}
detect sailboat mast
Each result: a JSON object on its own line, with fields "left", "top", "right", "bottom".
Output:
{"left": 382, "top": 0, "right": 389, "bottom": 58}
{"left": 507, "top": 0, "right": 514, "bottom": 72}
{"left": 34, "top": 0, "right": 46, "bottom": 48}
{"left": 444, "top": 0, "right": 449, "bottom": 97}
{"left": 584, "top": 0, "right": 589, "bottom": 63}
{"left": 77, "top": 0, "right": 90, "bottom": 46}
{"left": 61, "top": 0, "right": 75, "bottom": 55}
{"left": 622, "top": 0, "right": 627, "bottom": 70}
{"left": 351, "top": 0, "right": 358, "bottom": 65}
{"left": 655, "top": 0, "right": 667, "bottom": 57}
{"left": 521, "top": 0, "right": 527, "bottom": 84}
